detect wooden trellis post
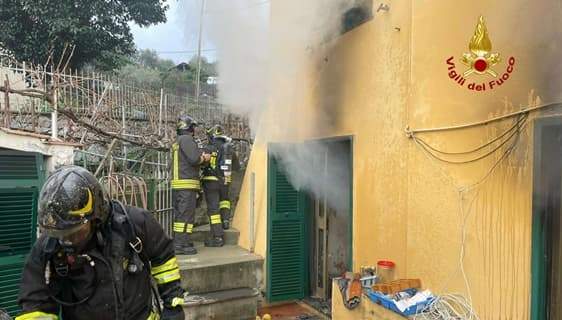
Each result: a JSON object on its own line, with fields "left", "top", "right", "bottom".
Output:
{"left": 3, "top": 75, "right": 10, "bottom": 128}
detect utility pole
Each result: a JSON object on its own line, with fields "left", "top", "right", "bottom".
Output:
{"left": 195, "top": 0, "right": 206, "bottom": 108}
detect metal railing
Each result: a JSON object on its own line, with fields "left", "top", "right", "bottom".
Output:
{"left": 0, "top": 56, "right": 252, "bottom": 233}
{"left": 75, "top": 149, "right": 174, "bottom": 235}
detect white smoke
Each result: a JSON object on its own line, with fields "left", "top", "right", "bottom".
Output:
{"left": 271, "top": 141, "right": 351, "bottom": 212}
{"left": 201, "top": 0, "right": 270, "bottom": 128}
{"left": 180, "top": 0, "right": 362, "bottom": 211}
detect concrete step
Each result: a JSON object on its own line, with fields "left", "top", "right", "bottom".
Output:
{"left": 191, "top": 224, "right": 240, "bottom": 245}
{"left": 177, "top": 244, "right": 263, "bottom": 294}
{"left": 182, "top": 288, "right": 259, "bottom": 320}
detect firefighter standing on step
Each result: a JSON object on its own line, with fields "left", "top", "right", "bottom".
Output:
{"left": 17, "top": 166, "right": 186, "bottom": 320}
{"left": 198, "top": 124, "right": 236, "bottom": 247}
{"left": 172, "top": 115, "right": 211, "bottom": 255}
{"left": 204, "top": 125, "right": 238, "bottom": 230}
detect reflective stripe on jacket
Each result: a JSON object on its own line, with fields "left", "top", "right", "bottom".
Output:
{"left": 171, "top": 134, "right": 202, "bottom": 190}
{"left": 17, "top": 203, "right": 184, "bottom": 320}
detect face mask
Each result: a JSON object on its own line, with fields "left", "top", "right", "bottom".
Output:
{"left": 45, "top": 222, "right": 93, "bottom": 252}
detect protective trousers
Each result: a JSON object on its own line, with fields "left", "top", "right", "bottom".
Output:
{"left": 172, "top": 189, "right": 197, "bottom": 243}
{"left": 219, "top": 184, "right": 231, "bottom": 223}
{"left": 202, "top": 180, "right": 225, "bottom": 238}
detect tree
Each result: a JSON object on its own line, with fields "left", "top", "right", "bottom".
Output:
{"left": 118, "top": 63, "right": 162, "bottom": 88}
{"left": 117, "top": 49, "right": 176, "bottom": 88}
{"left": 137, "top": 49, "right": 175, "bottom": 71}
{"left": 188, "top": 55, "right": 217, "bottom": 83}
{"left": 117, "top": 49, "right": 218, "bottom": 95}
{"left": 0, "top": 0, "right": 169, "bottom": 70}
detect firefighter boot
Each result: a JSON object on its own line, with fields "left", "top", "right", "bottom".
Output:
{"left": 204, "top": 237, "right": 224, "bottom": 247}
{"left": 174, "top": 232, "right": 197, "bottom": 255}
{"left": 220, "top": 208, "right": 231, "bottom": 230}
{"left": 222, "top": 219, "right": 230, "bottom": 230}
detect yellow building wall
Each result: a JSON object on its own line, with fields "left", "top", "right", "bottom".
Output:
{"left": 232, "top": 0, "right": 562, "bottom": 319}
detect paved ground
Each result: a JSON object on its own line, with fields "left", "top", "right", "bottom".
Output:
{"left": 258, "top": 302, "right": 330, "bottom": 320}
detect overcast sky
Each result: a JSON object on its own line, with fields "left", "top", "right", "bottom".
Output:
{"left": 130, "top": 0, "right": 270, "bottom": 64}
{"left": 131, "top": 1, "right": 214, "bottom": 63}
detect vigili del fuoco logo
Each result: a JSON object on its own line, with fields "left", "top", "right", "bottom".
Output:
{"left": 445, "top": 16, "right": 515, "bottom": 92}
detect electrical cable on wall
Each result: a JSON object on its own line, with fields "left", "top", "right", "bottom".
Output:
{"left": 406, "top": 101, "right": 561, "bottom": 135}
{"left": 411, "top": 113, "right": 527, "bottom": 165}
{"left": 413, "top": 113, "right": 527, "bottom": 155}
{"left": 412, "top": 120, "right": 528, "bottom": 318}
{"left": 404, "top": 102, "right": 543, "bottom": 318}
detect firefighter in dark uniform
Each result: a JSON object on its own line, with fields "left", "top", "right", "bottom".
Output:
{"left": 172, "top": 115, "right": 210, "bottom": 255}
{"left": 16, "top": 166, "right": 186, "bottom": 320}
{"left": 205, "top": 125, "right": 238, "bottom": 230}
{"left": 199, "top": 124, "right": 235, "bottom": 247}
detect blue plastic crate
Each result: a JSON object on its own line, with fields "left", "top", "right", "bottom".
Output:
{"left": 366, "top": 290, "right": 434, "bottom": 316}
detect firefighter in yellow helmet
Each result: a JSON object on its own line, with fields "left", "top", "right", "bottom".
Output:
{"left": 17, "top": 166, "right": 186, "bottom": 320}
{"left": 211, "top": 125, "right": 234, "bottom": 230}
{"left": 197, "top": 124, "right": 225, "bottom": 247}
{"left": 202, "top": 125, "right": 238, "bottom": 236}
{"left": 171, "top": 115, "right": 211, "bottom": 255}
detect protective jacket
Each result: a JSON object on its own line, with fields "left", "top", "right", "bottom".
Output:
{"left": 201, "top": 136, "right": 235, "bottom": 183}
{"left": 171, "top": 134, "right": 203, "bottom": 190}
{"left": 17, "top": 202, "right": 184, "bottom": 320}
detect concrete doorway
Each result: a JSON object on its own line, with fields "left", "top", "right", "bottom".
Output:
{"left": 306, "top": 137, "right": 353, "bottom": 315}
{"left": 266, "top": 137, "right": 353, "bottom": 317}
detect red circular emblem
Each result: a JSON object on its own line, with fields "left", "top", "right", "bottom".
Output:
{"left": 474, "top": 59, "right": 488, "bottom": 72}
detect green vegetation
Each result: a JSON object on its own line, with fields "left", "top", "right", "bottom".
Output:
{"left": 0, "top": 0, "right": 169, "bottom": 70}
{"left": 118, "top": 49, "right": 217, "bottom": 91}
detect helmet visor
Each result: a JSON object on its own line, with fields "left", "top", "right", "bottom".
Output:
{"left": 42, "top": 221, "right": 92, "bottom": 245}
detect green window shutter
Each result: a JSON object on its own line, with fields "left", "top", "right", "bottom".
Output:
{"left": 0, "top": 188, "right": 38, "bottom": 256}
{"left": 0, "top": 255, "right": 26, "bottom": 317}
{"left": 0, "top": 151, "right": 44, "bottom": 188}
{"left": 0, "top": 154, "right": 39, "bottom": 180}
{"left": 267, "top": 155, "right": 307, "bottom": 302}
{"left": 0, "top": 151, "right": 43, "bottom": 318}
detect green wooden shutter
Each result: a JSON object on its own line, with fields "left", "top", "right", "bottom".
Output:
{"left": 0, "top": 154, "right": 39, "bottom": 180}
{"left": 0, "top": 150, "right": 43, "bottom": 317}
{"left": 531, "top": 209, "right": 547, "bottom": 320}
{"left": 0, "top": 255, "right": 26, "bottom": 317}
{"left": 0, "top": 189, "right": 38, "bottom": 255}
{"left": 267, "top": 155, "right": 307, "bottom": 302}
{"left": 0, "top": 151, "right": 43, "bottom": 188}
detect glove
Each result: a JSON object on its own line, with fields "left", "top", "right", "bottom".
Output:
{"left": 161, "top": 306, "right": 185, "bottom": 320}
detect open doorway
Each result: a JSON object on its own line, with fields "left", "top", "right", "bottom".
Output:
{"left": 531, "top": 117, "right": 562, "bottom": 320}
{"left": 306, "top": 137, "right": 353, "bottom": 314}
{"left": 266, "top": 137, "right": 353, "bottom": 316}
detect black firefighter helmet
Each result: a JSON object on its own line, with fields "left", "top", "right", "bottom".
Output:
{"left": 207, "top": 124, "right": 231, "bottom": 143}
{"left": 38, "top": 166, "right": 110, "bottom": 240}
{"left": 177, "top": 115, "right": 198, "bottom": 134}
{"left": 206, "top": 124, "right": 224, "bottom": 137}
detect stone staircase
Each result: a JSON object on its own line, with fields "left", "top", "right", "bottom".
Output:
{"left": 177, "top": 225, "right": 263, "bottom": 320}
